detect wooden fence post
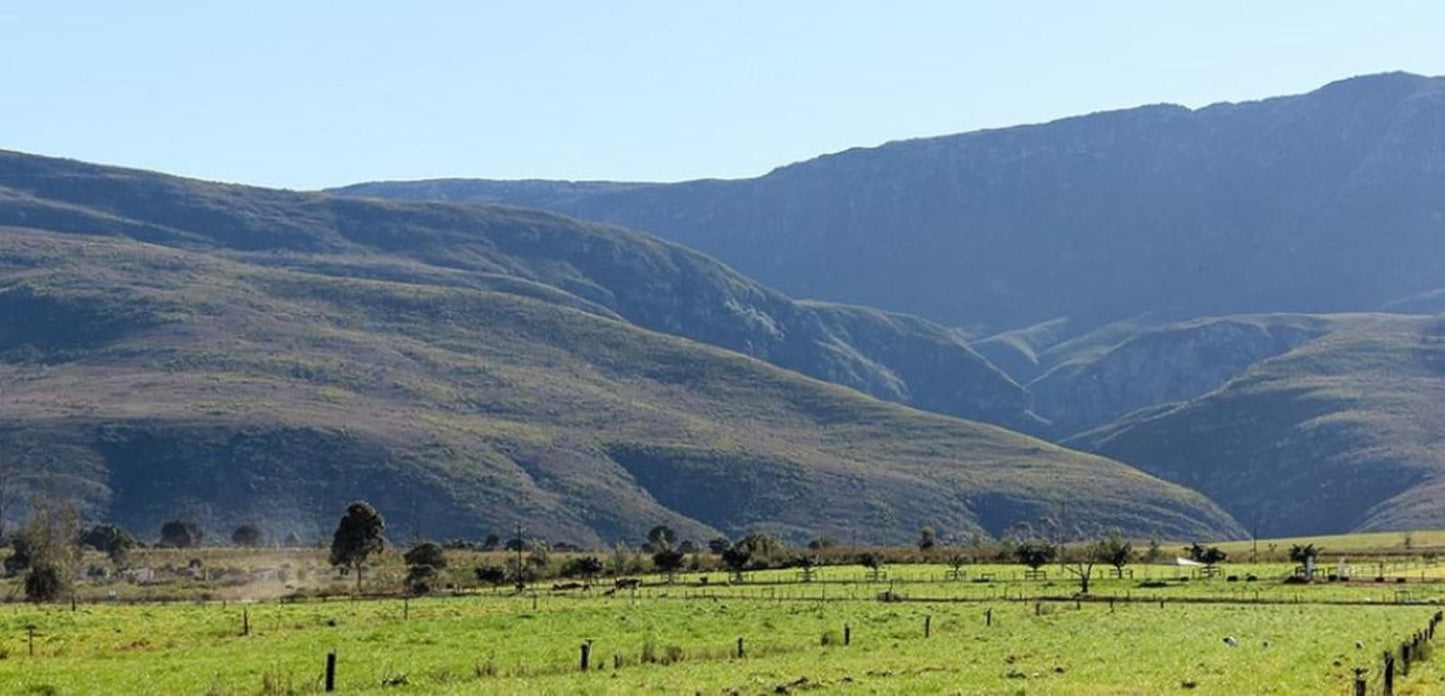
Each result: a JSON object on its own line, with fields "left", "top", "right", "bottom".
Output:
{"left": 737, "top": 636, "right": 745, "bottom": 658}
{"left": 1353, "top": 668, "right": 1366, "bottom": 696}
{"left": 844, "top": 623, "right": 851, "bottom": 646}
{"left": 27, "top": 625, "right": 35, "bottom": 657}
{"left": 580, "top": 641, "right": 591, "bottom": 671}
{"left": 1384, "top": 652, "right": 1394, "bottom": 696}
{"left": 986, "top": 608, "right": 993, "bottom": 626}
{"left": 325, "top": 650, "right": 337, "bottom": 692}
{"left": 243, "top": 607, "right": 250, "bottom": 636}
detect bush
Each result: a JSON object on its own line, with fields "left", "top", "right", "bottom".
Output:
{"left": 559, "top": 556, "right": 604, "bottom": 580}
{"left": 406, "top": 564, "right": 438, "bottom": 594}
{"left": 231, "top": 525, "right": 265, "bottom": 548}
{"left": 159, "top": 520, "right": 202, "bottom": 549}
{"left": 25, "top": 564, "right": 66, "bottom": 602}
{"left": 403, "top": 543, "right": 448, "bottom": 570}
{"left": 474, "top": 565, "right": 508, "bottom": 587}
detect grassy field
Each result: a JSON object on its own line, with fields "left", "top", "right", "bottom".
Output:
{"left": 6, "top": 533, "right": 1445, "bottom": 693}
{"left": 2, "top": 584, "right": 1440, "bottom": 695}
{"left": 6, "top": 546, "right": 1445, "bottom": 695}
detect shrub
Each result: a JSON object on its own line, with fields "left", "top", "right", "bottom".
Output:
{"left": 159, "top": 520, "right": 202, "bottom": 549}
{"left": 231, "top": 525, "right": 265, "bottom": 548}
{"left": 25, "top": 564, "right": 66, "bottom": 602}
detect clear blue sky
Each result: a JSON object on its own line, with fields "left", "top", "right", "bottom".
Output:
{"left": 3, "top": 1, "right": 1443, "bottom": 190}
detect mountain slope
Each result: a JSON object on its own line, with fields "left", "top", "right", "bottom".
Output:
{"left": 0, "top": 151, "right": 1239, "bottom": 542}
{"left": 1067, "top": 315, "right": 1445, "bottom": 536}
{"left": 0, "top": 149, "right": 1036, "bottom": 431}
{"left": 0, "top": 227, "right": 1241, "bottom": 544}
{"left": 1026, "top": 314, "right": 1341, "bottom": 436}
{"left": 335, "top": 72, "right": 1445, "bottom": 334}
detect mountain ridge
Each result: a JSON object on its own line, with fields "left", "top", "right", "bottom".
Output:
{"left": 333, "top": 71, "right": 1445, "bottom": 335}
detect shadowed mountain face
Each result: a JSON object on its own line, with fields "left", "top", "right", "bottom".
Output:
{"left": 0, "top": 152, "right": 1240, "bottom": 543}
{"left": 335, "top": 72, "right": 1445, "bottom": 336}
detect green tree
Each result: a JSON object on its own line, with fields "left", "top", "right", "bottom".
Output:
{"left": 1014, "top": 540, "right": 1057, "bottom": 570}
{"left": 80, "top": 524, "right": 137, "bottom": 566}
{"left": 946, "top": 551, "right": 970, "bottom": 580}
{"left": 792, "top": 553, "right": 820, "bottom": 582}
{"left": 707, "top": 537, "right": 731, "bottom": 555}
{"left": 1100, "top": 530, "right": 1134, "bottom": 576}
{"left": 917, "top": 527, "right": 937, "bottom": 551}
{"left": 734, "top": 532, "right": 785, "bottom": 563}
{"left": 652, "top": 548, "right": 685, "bottom": 582}
{"left": 19, "top": 496, "right": 81, "bottom": 602}
{"left": 560, "top": 555, "right": 604, "bottom": 581}
{"left": 474, "top": 564, "right": 508, "bottom": 588}
{"left": 4, "top": 534, "right": 34, "bottom": 576}
{"left": 721, "top": 546, "right": 751, "bottom": 582}
{"left": 159, "top": 520, "right": 202, "bottom": 549}
{"left": 231, "top": 524, "right": 265, "bottom": 548}
{"left": 328, "top": 501, "right": 386, "bottom": 592}
{"left": 858, "top": 551, "right": 885, "bottom": 581}
{"left": 646, "top": 524, "right": 676, "bottom": 552}
{"left": 404, "top": 541, "right": 448, "bottom": 569}
{"left": 403, "top": 542, "right": 448, "bottom": 594}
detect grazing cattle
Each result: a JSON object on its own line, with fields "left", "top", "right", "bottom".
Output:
{"left": 615, "top": 578, "right": 641, "bottom": 590}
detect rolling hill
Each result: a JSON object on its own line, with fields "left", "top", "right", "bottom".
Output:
{"left": 0, "top": 149, "right": 1036, "bottom": 432}
{"left": 0, "top": 152, "right": 1239, "bottom": 544}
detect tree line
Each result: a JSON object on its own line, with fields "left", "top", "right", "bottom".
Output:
{"left": 1, "top": 492, "right": 1237, "bottom": 602}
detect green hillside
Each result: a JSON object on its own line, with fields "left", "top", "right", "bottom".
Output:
{"left": 0, "top": 181, "right": 1242, "bottom": 544}
{"left": 1069, "top": 314, "right": 1445, "bottom": 536}
{"left": 0, "top": 149, "right": 1036, "bottom": 432}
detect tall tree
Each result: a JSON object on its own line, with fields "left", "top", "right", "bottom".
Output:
{"left": 329, "top": 501, "right": 386, "bottom": 592}
{"left": 19, "top": 494, "right": 81, "bottom": 602}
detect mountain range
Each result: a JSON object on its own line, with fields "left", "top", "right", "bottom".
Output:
{"left": 3, "top": 72, "right": 1444, "bottom": 542}
{"left": 334, "top": 72, "right": 1445, "bottom": 538}
{"left": 0, "top": 149, "right": 1240, "bottom": 544}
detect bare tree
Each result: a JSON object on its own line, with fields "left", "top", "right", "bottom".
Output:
{"left": 1063, "top": 537, "right": 1110, "bottom": 595}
